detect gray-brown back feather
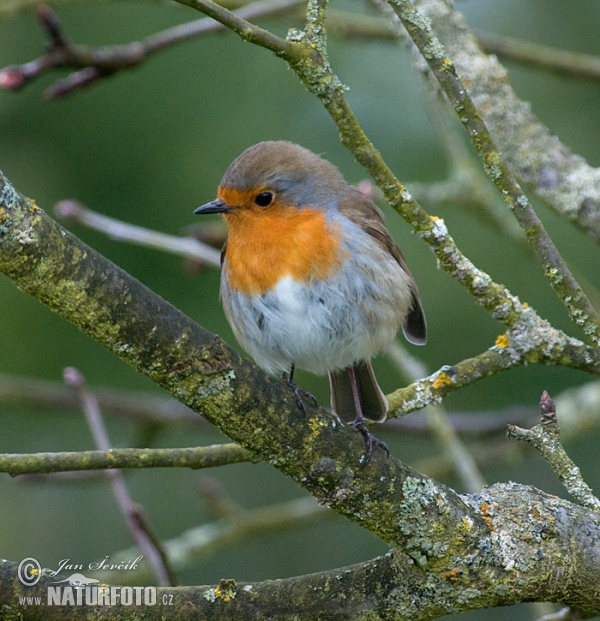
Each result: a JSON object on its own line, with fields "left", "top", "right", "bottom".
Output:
{"left": 338, "top": 190, "right": 426, "bottom": 346}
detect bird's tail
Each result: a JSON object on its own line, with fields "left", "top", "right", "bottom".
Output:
{"left": 328, "top": 361, "right": 388, "bottom": 424}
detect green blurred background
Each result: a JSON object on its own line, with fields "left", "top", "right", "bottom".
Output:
{"left": 1, "top": 0, "right": 600, "bottom": 618}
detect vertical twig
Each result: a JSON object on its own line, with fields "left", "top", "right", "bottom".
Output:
{"left": 507, "top": 391, "right": 600, "bottom": 511}
{"left": 63, "top": 367, "right": 176, "bottom": 586}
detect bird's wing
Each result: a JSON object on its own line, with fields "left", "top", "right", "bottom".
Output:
{"left": 338, "top": 189, "right": 427, "bottom": 345}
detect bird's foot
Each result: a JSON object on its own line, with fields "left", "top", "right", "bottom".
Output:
{"left": 281, "top": 370, "right": 317, "bottom": 413}
{"left": 352, "top": 419, "right": 389, "bottom": 466}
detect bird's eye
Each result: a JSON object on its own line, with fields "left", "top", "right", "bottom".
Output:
{"left": 254, "top": 192, "right": 273, "bottom": 207}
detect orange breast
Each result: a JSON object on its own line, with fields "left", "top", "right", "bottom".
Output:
{"left": 219, "top": 188, "right": 346, "bottom": 295}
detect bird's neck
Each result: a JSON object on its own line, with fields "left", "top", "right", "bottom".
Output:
{"left": 223, "top": 205, "right": 346, "bottom": 295}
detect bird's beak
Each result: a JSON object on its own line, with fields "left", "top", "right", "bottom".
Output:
{"left": 194, "top": 199, "right": 232, "bottom": 215}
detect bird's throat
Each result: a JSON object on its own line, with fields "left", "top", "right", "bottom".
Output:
{"left": 223, "top": 206, "right": 346, "bottom": 295}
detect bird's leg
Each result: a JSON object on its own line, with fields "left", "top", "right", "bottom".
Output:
{"left": 347, "top": 365, "right": 389, "bottom": 465}
{"left": 281, "top": 363, "right": 317, "bottom": 412}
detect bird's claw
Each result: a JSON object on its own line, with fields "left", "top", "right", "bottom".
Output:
{"left": 281, "top": 371, "right": 317, "bottom": 413}
{"left": 352, "top": 419, "right": 389, "bottom": 466}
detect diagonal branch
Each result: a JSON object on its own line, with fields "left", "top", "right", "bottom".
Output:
{"left": 1, "top": 171, "right": 475, "bottom": 551}
{"left": 386, "top": 0, "right": 600, "bottom": 349}
{"left": 388, "top": 316, "right": 600, "bottom": 416}
{"left": 64, "top": 366, "right": 174, "bottom": 587}
{"left": 0, "top": 0, "right": 304, "bottom": 97}
{"left": 412, "top": 0, "right": 600, "bottom": 244}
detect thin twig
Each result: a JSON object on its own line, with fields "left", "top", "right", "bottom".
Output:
{"left": 477, "top": 30, "right": 600, "bottom": 83}
{"left": 197, "top": 476, "right": 243, "bottom": 518}
{"left": 64, "top": 367, "right": 175, "bottom": 586}
{"left": 385, "top": 407, "right": 537, "bottom": 436}
{"left": 0, "top": 0, "right": 305, "bottom": 97}
{"left": 98, "top": 496, "right": 331, "bottom": 584}
{"left": 507, "top": 391, "right": 600, "bottom": 512}
{"left": 0, "top": 372, "right": 204, "bottom": 426}
{"left": 55, "top": 200, "right": 221, "bottom": 267}
{"left": 0, "top": 443, "right": 254, "bottom": 476}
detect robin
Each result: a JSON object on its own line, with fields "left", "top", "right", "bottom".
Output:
{"left": 195, "top": 141, "right": 426, "bottom": 463}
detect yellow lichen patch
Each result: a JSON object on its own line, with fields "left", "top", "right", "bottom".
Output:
{"left": 495, "top": 334, "right": 510, "bottom": 349}
{"left": 478, "top": 503, "right": 497, "bottom": 531}
{"left": 522, "top": 302, "right": 529, "bottom": 309}
{"left": 441, "top": 568, "right": 460, "bottom": 581}
{"left": 308, "top": 416, "right": 322, "bottom": 439}
{"left": 432, "top": 372, "right": 453, "bottom": 389}
{"left": 215, "top": 579, "right": 237, "bottom": 601}
{"left": 482, "top": 515, "right": 496, "bottom": 531}
{"left": 460, "top": 516, "right": 472, "bottom": 533}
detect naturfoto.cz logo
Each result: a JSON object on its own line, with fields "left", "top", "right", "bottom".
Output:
{"left": 17, "top": 556, "right": 163, "bottom": 607}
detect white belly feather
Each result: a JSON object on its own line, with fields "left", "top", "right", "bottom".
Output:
{"left": 221, "top": 236, "right": 413, "bottom": 376}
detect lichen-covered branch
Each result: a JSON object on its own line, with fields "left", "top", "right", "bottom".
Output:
{"left": 412, "top": 0, "right": 600, "bottom": 244}
{"left": 387, "top": 311, "right": 600, "bottom": 416}
{"left": 0, "top": 170, "right": 480, "bottom": 551}
{"left": 386, "top": 0, "right": 600, "bottom": 349}
{"left": 2, "top": 475, "right": 600, "bottom": 620}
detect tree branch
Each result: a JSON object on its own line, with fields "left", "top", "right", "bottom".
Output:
{"left": 63, "top": 366, "right": 174, "bottom": 586}
{"left": 412, "top": 0, "right": 600, "bottom": 244}
{"left": 55, "top": 200, "right": 221, "bottom": 267}
{"left": 385, "top": 0, "right": 600, "bottom": 349}
{"left": 508, "top": 391, "right": 600, "bottom": 512}
{"left": 387, "top": 318, "right": 600, "bottom": 416}
{"left": 476, "top": 29, "right": 600, "bottom": 83}
{"left": 0, "top": 0, "right": 305, "bottom": 97}
{"left": 0, "top": 444, "right": 254, "bottom": 476}
{"left": 0, "top": 372, "right": 204, "bottom": 426}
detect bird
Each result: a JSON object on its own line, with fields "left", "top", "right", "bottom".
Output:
{"left": 194, "top": 141, "right": 426, "bottom": 464}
